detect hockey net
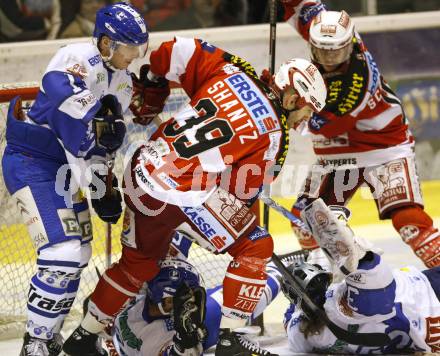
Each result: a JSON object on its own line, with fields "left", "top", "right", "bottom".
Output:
{"left": 0, "top": 83, "right": 231, "bottom": 339}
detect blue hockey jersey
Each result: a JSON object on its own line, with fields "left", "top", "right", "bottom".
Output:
{"left": 5, "top": 43, "right": 132, "bottom": 186}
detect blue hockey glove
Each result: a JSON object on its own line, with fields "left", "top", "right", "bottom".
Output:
{"left": 89, "top": 171, "right": 122, "bottom": 224}
{"left": 93, "top": 95, "right": 126, "bottom": 153}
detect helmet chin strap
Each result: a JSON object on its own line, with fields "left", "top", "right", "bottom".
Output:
{"left": 102, "top": 43, "right": 118, "bottom": 71}
{"left": 96, "top": 38, "right": 118, "bottom": 71}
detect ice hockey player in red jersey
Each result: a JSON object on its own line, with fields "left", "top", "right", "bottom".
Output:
{"left": 62, "top": 36, "right": 327, "bottom": 356}
{"left": 280, "top": 0, "right": 440, "bottom": 268}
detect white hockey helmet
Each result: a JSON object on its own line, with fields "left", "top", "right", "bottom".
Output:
{"left": 274, "top": 58, "right": 326, "bottom": 112}
{"left": 309, "top": 10, "right": 355, "bottom": 66}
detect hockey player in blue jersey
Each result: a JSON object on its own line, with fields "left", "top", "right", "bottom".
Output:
{"left": 1, "top": 3, "right": 149, "bottom": 355}
{"left": 282, "top": 199, "right": 440, "bottom": 354}
{"left": 109, "top": 231, "right": 284, "bottom": 356}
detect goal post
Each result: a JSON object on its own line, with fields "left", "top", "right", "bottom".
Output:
{"left": 0, "top": 82, "right": 39, "bottom": 102}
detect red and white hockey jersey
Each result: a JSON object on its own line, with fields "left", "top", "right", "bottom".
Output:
{"left": 283, "top": 0, "right": 414, "bottom": 168}
{"left": 129, "top": 37, "right": 289, "bottom": 206}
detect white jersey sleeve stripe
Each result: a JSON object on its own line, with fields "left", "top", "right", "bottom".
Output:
{"left": 165, "top": 37, "right": 197, "bottom": 83}
{"left": 103, "top": 272, "right": 138, "bottom": 297}
{"left": 225, "top": 272, "right": 267, "bottom": 285}
{"left": 355, "top": 104, "right": 402, "bottom": 131}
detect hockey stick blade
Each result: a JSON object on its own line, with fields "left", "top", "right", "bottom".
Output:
{"left": 272, "top": 253, "right": 390, "bottom": 346}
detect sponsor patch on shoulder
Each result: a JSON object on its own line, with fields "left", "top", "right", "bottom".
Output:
{"left": 225, "top": 73, "right": 279, "bottom": 134}
{"left": 88, "top": 54, "right": 101, "bottom": 66}
{"left": 67, "top": 63, "right": 88, "bottom": 79}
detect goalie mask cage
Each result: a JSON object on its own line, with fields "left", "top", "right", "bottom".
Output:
{"left": 0, "top": 83, "right": 232, "bottom": 339}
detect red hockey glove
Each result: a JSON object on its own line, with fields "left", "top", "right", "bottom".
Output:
{"left": 130, "top": 64, "right": 170, "bottom": 126}
{"left": 260, "top": 68, "right": 274, "bottom": 86}
{"left": 405, "top": 226, "right": 440, "bottom": 268}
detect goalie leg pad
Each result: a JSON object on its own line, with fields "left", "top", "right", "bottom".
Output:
{"left": 392, "top": 205, "right": 440, "bottom": 267}
{"left": 301, "top": 198, "right": 369, "bottom": 274}
{"left": 222, "top": 236, "right": 273, "bottom": 319}
{"left": 89, "top": 246, "right": 160, "bottom": 321}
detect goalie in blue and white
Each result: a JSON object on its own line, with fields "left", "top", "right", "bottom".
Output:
{"left": 1, "top": 3, "right": 149, "bottom": 355}
{"left": 111, "top": 231, "right": 284, "bottom": 356}
{"left": 282, "top": 199, "right": 440, "bottom": 354}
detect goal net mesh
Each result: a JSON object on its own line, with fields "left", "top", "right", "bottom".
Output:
{"left": 0, "top": 85, "right": 231, "bottom": 339}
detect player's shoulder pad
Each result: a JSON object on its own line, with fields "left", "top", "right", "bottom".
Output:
{"left": 45, "top": 43, "right": 102, "bottom": 81}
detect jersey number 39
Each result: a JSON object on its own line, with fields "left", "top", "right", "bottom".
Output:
{"left": 163, "top": 98, "right": 234, "bottom": 159}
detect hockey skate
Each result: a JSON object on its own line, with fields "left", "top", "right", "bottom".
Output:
{"left": 215, "top": 328, "right": 278, "bottom": 356}
{"left": 62, "top": 326, "right": 107, "bottom": 356}
{"left": 19, "top": 332, "right": 63, "bottom": 356}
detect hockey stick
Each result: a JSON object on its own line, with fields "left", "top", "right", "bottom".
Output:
{"left": 105, "top": 152, "right": 116, "bottom": 269}
{"left": 271, "top": 252, "right": 391, "bottom": 346}
{"left": 259, "top": 195, "right": 310, "bottom": 234}
{"left": 268, "top": 0, "right": 277, "bottom": 76}
{"left": 262, "top": 0, "right": 278, "bottom": 233}
{"left": 253, "top": 0, "right": 279, "bottom": 334}
{"left": 94, "top": 116, "right": 117, "bottom": 269}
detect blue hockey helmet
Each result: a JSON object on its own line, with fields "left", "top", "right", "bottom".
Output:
{"left": 93, "top": 2, "right": 149, "bottom": 47}
{"left": 148, "top": 258, "right": 201, "bottom": 305}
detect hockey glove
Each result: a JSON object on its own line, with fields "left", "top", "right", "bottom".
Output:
{"left": 260, "top": 68, "right": 274, "bottom": 86}
{"left": 130, "top": 64, "right": 170, "bottom": 126}
{"left": 90, "top": 171, "right": 122, "bottom": 224}
{"left": 94, "top": 95, "right": 126, "bottom": 154}
{"left": 172, "top": 283, "right": 207, "bottom": 354}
